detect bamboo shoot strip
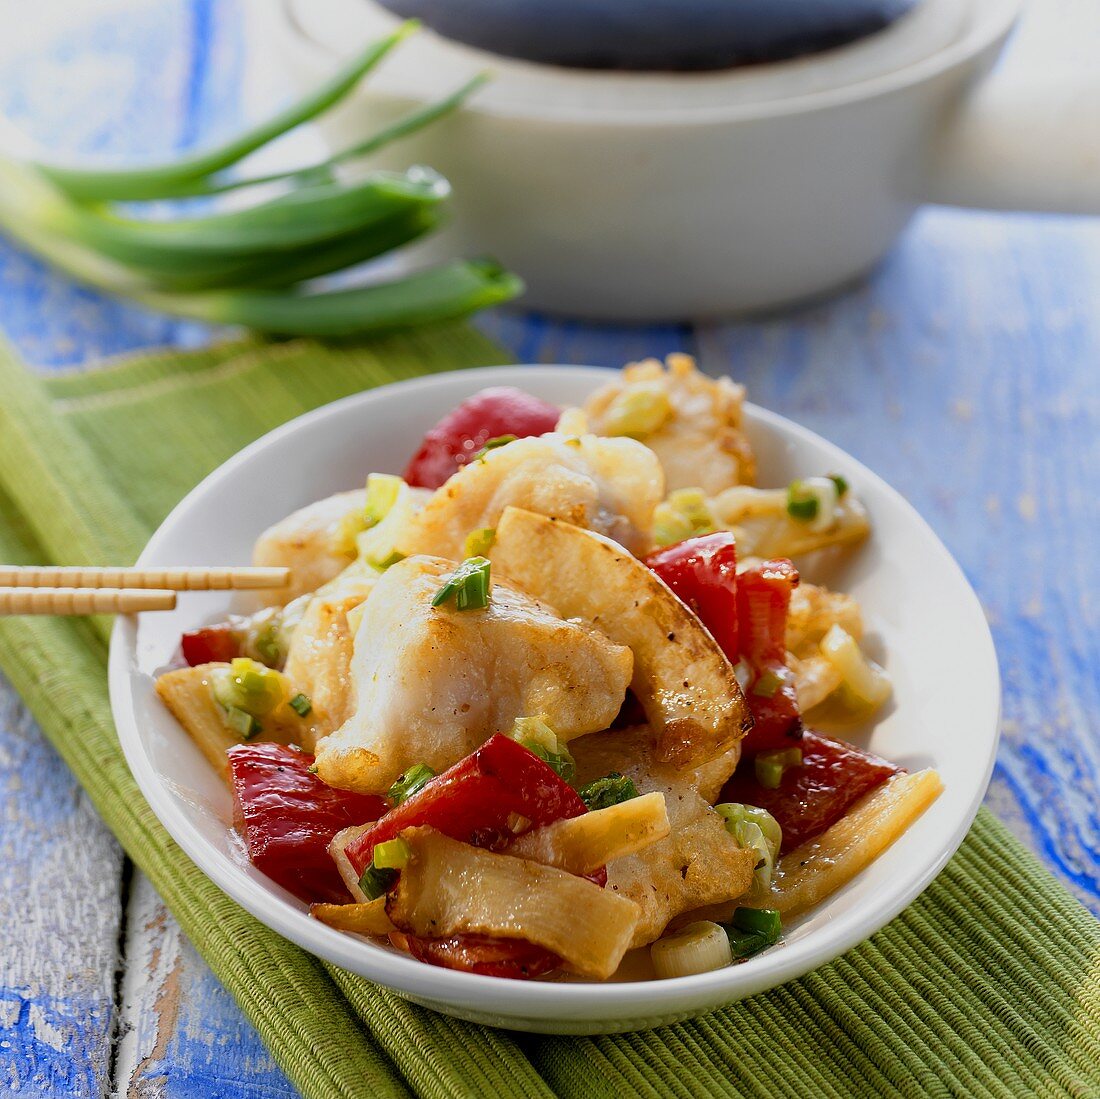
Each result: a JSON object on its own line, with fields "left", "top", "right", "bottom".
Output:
{"left": 0, "top": 588, "right": 176, "bottom": 615}
{"left": 0, "top": 566, "right": 289, "bottom": 591}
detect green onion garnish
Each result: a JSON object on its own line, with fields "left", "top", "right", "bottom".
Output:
{"left": 388, "top": 764, "right": 435, "bottom": 805}
{"left": 829, "top": 473, "right": 849, "bottom": 498}
{"left": 751, "top": 669, "right": 785, "bottom": 698}
{"left": 786, "top": 480, "right": 819, "bottom": 521}
{"left": 754, "top": 747, "right": 803, "bottom": 790}
{"left": 474, "top": 434, "right": 517, "bottom": 461}
{"left": 725, "top": 907, "right": 782, "bottom": 960}
{"left": 289, "top": 693, "right": 313, "bottom": 717}
{"left": 509, "top": 715, "right": 576, "bottom": 784}
{"left": 372, "top": 837, "right": 412, "bottom": 870}
{"left": 431, "top": 556, "right": 491, "bottom": 610}
{"left": 225, "top": 705, "right": 261, "bottom": 741}
{"left": 463, "top": 527, "right": 496, "bottom": 558}
{"left": 579, "top": 772, "right": 640, "bottom": 812}
{"left": 363, "top": 473, "right": 403, "bottom": 528}
{"left": 0, "top": 29, "right": 522, "bottom": 338}
{"left": 359, "top": 864, "right": 398, "bottom": 901}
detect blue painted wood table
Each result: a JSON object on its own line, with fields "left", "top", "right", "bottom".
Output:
{"left": 0, "top": 2, "right": 1097, "bottom": 1095}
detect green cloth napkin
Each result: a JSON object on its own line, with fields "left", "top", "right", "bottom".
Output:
{"left": 0, "top": 332, "right": 1097, "bottom": 1099}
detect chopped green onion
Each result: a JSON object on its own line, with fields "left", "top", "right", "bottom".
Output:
{"left": 372, "top": 837, "right": 412, "bottom": 870}
{"left": 786, "top": 480, "right": 819, "bottom": 521}
{"left": 601, "top": 383, "right": 673, "bottom": 438}
{"left": 652, "top": 487, "right": 716, "bottom": 547}
{"left": 431, "top": 556, "right": 491, "bottom": 611}
{"left": 715, "top": 803, "right": 782, "bottom": 891}
{"left": 509, "top": 715, "right": 576, "bottom": 784}
{"left": 225, "top": 705, "right": 261, "bottom": 740}
{"left": 374, "top": 551, "right": 406, "bottom": 570}
{"left": 829, "top": 473, "right": 849, "bottom": 498}
{"left": 724, "top": 907, "right": 782, "bottom": 960}
{"left": 579, "top": 772, "right": 640, "bottom": 812}
{"left": 364, "top": 473, "right": 404, "bottom": 527}
{"left": 359, "top": 864, "right": 398, "bottom": 901}
{"left": 732, "top": 907, "right": 782, "bottom": 938}
{"left": 751, "top": 668, "right": 786, "bottom": 698}
{"left": 212, "top": 658, "right": 287, "bottom": 717}
{"left": 389, "top": 764, "right": 435, "bottom": 805}
{"left": 289, "top": 692, "right": 313, "bottom": 718}
{"left": 463, "top": 527, "right": 496, "bottom": 558}
{"left": 754, "top": 747, "right": 803, "bottom": 790}
{"left": 474, "top": 434, "right": 517, "bottom": 461}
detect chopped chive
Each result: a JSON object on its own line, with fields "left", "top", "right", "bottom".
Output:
{"left": 289, "top": 692, "right": 313, "bottom": 717}
{"left": 359, "top": 863, "right": 398, "bottom": 901}
{"left": 754, "top": 747, "right": 803, "bottom": 790}
{"left": 786, "top": 480, "right": 819, "bottom": 521}
{"left": 388, "top": 763, "right": 435, "bottom": 805}
{"left": 732, "top": 907, "right": 782, "bottom": 938}
{"left": 829, "top": 473, "right": 849, "bottom": 498}
{"left": 225, "top": 705, "right": 261, "bottom": 740}
{"left": 463, "top": 527, "right": 496, "bottom": 558}
{"left": 751, "top": 669, "right": 785, "bottom": 699}
{"left": 373, "top": 837, "right": 412, "bottom": 870}
{"left": 431, "top": 556, "right": 491, "bottom": 610}
{"left": 474, "top": 434, "right": 517, "bottom": 461}
{"left": 579, "top": 772, "right": 639, "bottom": 811}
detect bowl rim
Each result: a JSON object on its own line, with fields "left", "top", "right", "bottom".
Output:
{"left": 109, "top": 364, "right": 1001, "bottom": 1028}
{"left": 276, "top": 0, "right": 1022, "bottom": 127}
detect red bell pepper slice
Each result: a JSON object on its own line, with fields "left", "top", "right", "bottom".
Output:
{"left": 645, "top": 533, "right": 740, "bottom": 660}
{"left": 344, "top": 734, "right": 589, "bottom": 876}
{"left": 181, "top": 624, "right": 241, "bottom": 667}
{"left": 737, "top": 559, "right": 803, "bottom": 754}
{"left": 228, "top": 743, "right": 387, "bottom": 905}
{"left": 720, "top": 730, "right": 900, "bottom": 853}
{"left": 403, "top": 386, "right": 562, "bottom": 489}
{"left": 389, "top": 931, "right": 561, "bottom": 980}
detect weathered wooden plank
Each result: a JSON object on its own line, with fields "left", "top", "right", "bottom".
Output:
{"left": 0, "top": 675, "right": 124, "bottom": 1097}
{"left": 695, "top": 207, "right": 1100, "bottom": 916}
{"left": 114, "top": 873, "right": 295, "bottom": 1099}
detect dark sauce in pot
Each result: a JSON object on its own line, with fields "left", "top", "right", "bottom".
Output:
{"left": 375, "top": 0, "right": 922, "bottom": 72}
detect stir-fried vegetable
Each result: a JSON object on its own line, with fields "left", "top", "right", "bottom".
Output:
{"left": 725, "top": 907, "right": 783, "bottom": 960}
{"left": 431, "top": 556, "right": 492, "bottom": 610}
{"left": 0, "top": 26, "right": 522, "bottom": 335}
{"left": 228, "top": 743, "right": 386, "bottom": 904}
{"left": 508, "top": 715, "right": 576, "bottom": 783}
{"left": 578, "top": 771, "right": 640, "bottom": 811}
{"left": 715, "top": 802, "right": 783, "bottom": 892}
{"left": 388, "top": 764, "right": 436, "bottom": 806}
{"left": 650, "top": 920, "right": 732, "bottom": 979}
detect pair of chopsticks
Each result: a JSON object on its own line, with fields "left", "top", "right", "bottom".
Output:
{"left": 0, "top": 566, "right": 289, "bottom": 615}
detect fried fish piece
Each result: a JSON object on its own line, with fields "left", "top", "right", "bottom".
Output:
{"left": 397, "top": 433, "right": 664, "bottom": 559}
{"left": 314, "top": 555, "right": 633, "bottom": 794}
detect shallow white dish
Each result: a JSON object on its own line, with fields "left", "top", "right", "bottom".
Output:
{"left": 109, "top": 365, "right": 1000, "bottom": 1034}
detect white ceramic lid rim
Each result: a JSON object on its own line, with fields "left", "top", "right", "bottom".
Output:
{"left": 109, "top": 365, "right": 1000, "bottom": 1026}
{"left": 279, "top": 0, "right": 1021, "bottom": 125}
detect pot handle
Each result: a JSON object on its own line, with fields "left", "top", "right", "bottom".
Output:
{"left": 922, "top": 5, "right": 1100, "bottom": 215}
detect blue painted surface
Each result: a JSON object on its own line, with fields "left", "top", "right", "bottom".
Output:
{"left": 0, "top": 3, "right": 1097, "bottom": 1096}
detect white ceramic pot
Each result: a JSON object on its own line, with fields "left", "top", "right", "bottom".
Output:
{"left": 272, "top": 0, "right": 1100, "bottom": 319}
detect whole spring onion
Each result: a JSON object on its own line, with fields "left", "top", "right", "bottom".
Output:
{"left": 0, "top": 24, "right": 522, "bottom": 336}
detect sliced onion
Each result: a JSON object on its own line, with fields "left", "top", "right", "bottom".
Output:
{"left": 650, "top": 921, "right": 732, "bottom": 979}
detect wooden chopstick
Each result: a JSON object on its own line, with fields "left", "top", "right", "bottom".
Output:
{"left": 0, "top": 588, "right": 177, "bottom": 615}
{"left": 0, "top": 565, "right": 289, "bottom": 591}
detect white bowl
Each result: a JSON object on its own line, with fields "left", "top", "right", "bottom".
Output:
{"left": 109, "top": 366, "right": 1000, "bottom": 1033}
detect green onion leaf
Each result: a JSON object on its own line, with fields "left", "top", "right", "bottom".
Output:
{"left": 388, "top": 764, "right": 436, "bottom": 805}
{"left": 432, "top": 556, "right": 491, "bottom": 611}
{"left": 463, "top": 527, "right": 496, "bottom": 558}
{"left": 372, "top": 837, "right": 412, "bottom": 870}
{"left": 359, "top": 863, "right": 398, "bottom": 901}
{"left": 754, "top": 747, "right": 803, "bottom": 790}
{"left": 751, "top": 669, "right": 785, "bottom": 698}
{"left": 225, "top": 705, "right": 261, "bottom": 741}
{"left": 508, "top": 715, "right": 576, "bottom": 784}
{"left": 474, "top": 434, "right": 517, "bottom": 461}
{"left": 724, "top": 908, "right": 782, "bottom": 960}
{"left": 786, "top": 480, "right": 819, "bottom": 521}
{"left": 289, "top": 693, "right": 313, "bottom": 718}
{"left": 34, "top": 23, "right": 420, "bottom": 201}
{"left": 579, "top": 772, "right": 640, "bottom": 812}
{"left": 829, "top": 473, "right": 849, "bottom": 498}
